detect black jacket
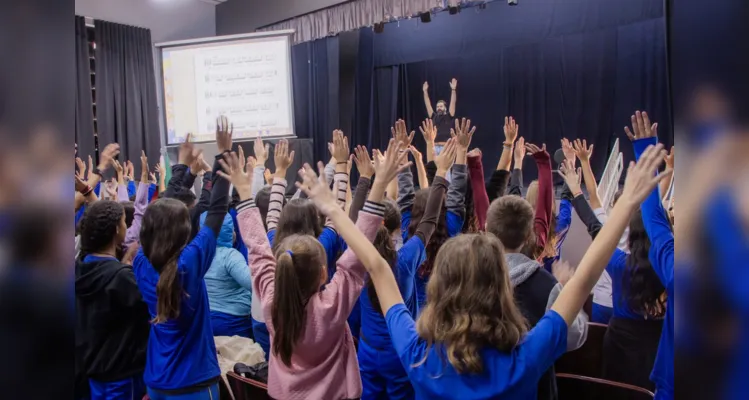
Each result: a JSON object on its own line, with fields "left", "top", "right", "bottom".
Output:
{"left": 75, "top": 257, "right": 150, "bottom": 382}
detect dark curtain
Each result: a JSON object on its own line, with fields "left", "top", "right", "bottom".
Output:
{"left": 75, "top": 16, "right": 95, "bottom": 159}
{"left": 291, "top": 36, "right": 340, "bottom": 164}
{"left": 361, "top": 0, "right": 670, "bottom": 183}
{"left": 95, "top": 20, "right": 160, "bottom": 177}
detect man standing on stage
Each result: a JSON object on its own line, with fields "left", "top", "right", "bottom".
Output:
{"left": 422, "top": 78, "right": 457, "bottom": 155}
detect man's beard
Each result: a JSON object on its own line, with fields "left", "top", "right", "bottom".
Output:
{"left": 437, "top": 109, "right": 446, "bottom": 115}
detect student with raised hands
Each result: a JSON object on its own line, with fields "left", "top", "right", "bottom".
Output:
{"left": 331, "top": 140, "right": 669, "bottom": 399}
{"left": 76, "top": 198, "right": 151, "bottom": 400}
{"left": 558, "top": 159, "right": 665, "bottom": 392}
{"left": 132, "top": 117, "right": 232, "bottom": 400}
{"left": 625, "top": 111, "right": 674, "bottom": 400}
{"left": 357, "top": 138, "right": 454, "bottom": 400}
{"left": 485, "top": 116, "right": 519, "bottom": 202}
{"left": 228, "top": 139, "right": 408, "bottom": 400}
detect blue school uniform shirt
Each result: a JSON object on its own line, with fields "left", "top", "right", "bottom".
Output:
{"left": 605, "top": 249, "right": 649, "bottom": 320}
{"left": 386, "top": 304, "right": 568, "bottom": 399}
{"left": 413, "top": 211, "right": 464, "bottom": 309}
{"left": 360, "top": 236, "right": 426, "bottom": 348}
{"left": 634, "top": 137, "right": 673, "bottom": 399}
{"left": 132, "top": 227, "right": 221, "bottom": 390}
{"left": 706, "top": 190, "right": 749, "bottom": 400}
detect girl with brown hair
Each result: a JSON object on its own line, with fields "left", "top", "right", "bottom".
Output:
{"left": 308, "top": 141, "right": 670, "bottom": 399}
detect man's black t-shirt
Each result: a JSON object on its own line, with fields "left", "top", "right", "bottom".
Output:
{"left": 431, "top": 112, "right": 454, "bottom": 143}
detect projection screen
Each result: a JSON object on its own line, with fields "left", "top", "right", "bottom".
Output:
{"left": 156, "top": 30, "right": 296, "bottom": 145}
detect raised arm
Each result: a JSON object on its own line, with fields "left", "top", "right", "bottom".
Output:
{"left": 123, "top": 152, "right": 151, "bottom": 247}
{"left": 422, "top": 81, "right": 434, "bottom": 118}
{"left": 558, "top": 159, "right": 603, "bottom": 239}
{"left": 659, "top": 146, "right": 674, "bottom": 201}
{"left": 508, "top": 137, "right": 526, "bottom": 196}
{"left": 298, "top": 138, "right": 411, "bottom": 318}
{"left": 113, "top": 161, "right": 130, "bottom": 202}
{"left": 448, "top": 78, "right": 457, "bottom": 117}
{"left": 251, "top": 133, "right": 270, "bottom": 197}
{"left": 467, "top": 149, "right": 489, "bottom": 230}
{"left": 527, "top": 143, "right": 552, "bottom": 250}
{"left": 551, "top": 144, "right": 670, "bottom": 325}
{"left": 573, "top": 139, "right": 602, "bottom": 209}
{"left": 420, "top": 119, "right": 437, "bottom": 163}
{"left": 409, "top": 146, "right": 429, "bottom": 189}
{"left": 265, "top": 139, "right": 294, "bottom": 232}
{"left": 350, "top": 145, "right": 374, "bottom": 222}
{"left": 446, "top": 119, "right": 474, "bottom": 235}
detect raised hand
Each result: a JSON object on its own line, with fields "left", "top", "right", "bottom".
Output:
{"left": 330, "top": 130, "right": 350, "bottom": 163}
{"left": 112, "top": 159, "right": 124, "bottom": 177}
{"left": 573, "top": 139, "right": 593, "bottom": 163}
{"left": 75, "top": 157, "right": 86, "bottom": 180}
{"left": 296, "top": 162, "right": 339, "bottom": 215}
{"left": 422, "top": 81, "right": 429, "bottom": 92}
{"left": 435, "top": 138, "right": 458, "bottom": 174}
{"left": 450, "top": 117, "right": 476, "bottom": 150}
{"left": 353, "top": 145, "right": 375, "bottom": 179}
{"left": 665, "top": 146, "right": 675, "bottom": 169}
{"left": 514, "top": 137, "right": 526, "bottom": 166}
{"left": 419, "top": 119, "right": 437, "bottom": 143}
{"left": 254, "top": 132, "right": 270, "bottom": 166}
{"left": 157, "top": 156, "right": 167, "bottom": 177}
{"left": 552, "top": 260, "right": 575, "bottom": 286}
{"left": 561, "top": 138, "right": 576, "bottom": 165}
{"left": 264, "top": 168, "right": 273, "bottom": 185}
{"left": 504, "top": 116, "right": 519, "bottom": 144}
{"left": 273, "top": 139, "right": 295, "bottom": 176}
{"left": 409, "top": 145, "right": 425, "bottom": 162}
{"left": 140, "top": 150, "right": 149, "bottom": 183}
{"left": 75, "top": 174, "right": 89, "bottom": 193}
{"left": 526, "top": 143, "right": 547, "bottom": 156}
{"left": 217, "top": 146, "right": 252, "bottom": 200}
{"left": 391, "top": 119, "right": 415, "bottom": 148}
{"left": 374, "top": 139, "right": 411, "bottom": 185}
{"left": 449, "top": 78, "right": 457, "bottom": 90}
{"left": 624, "top": 110, "right": 658, "bottom": 141}
{"left": 87, "top": 155, "right": 93, "bottom": 179}
{"left": 216, "top": 115, "right": 233, "bottom": 153}
{"left": 557, "top": 159, "right": 583, "bottom": 195}
{"left": 619, "top": 144, "right": 672, "bottom": 208}
{"left": 98, "top": 143, "right": 120, "bottom": 171}
{"left": 149, "top": 172, "right": 157, "bottom": 184}
{"left": 245, "top": 156, "right": 257, "bottom": 174}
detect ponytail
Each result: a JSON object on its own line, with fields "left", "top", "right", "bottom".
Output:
{"left": 152, "top": 256, "right": 183, "bottom": 324}
{"left": 272, "top": 251, "right": 307, "bottom": 366}
{"left": 367, "top": 225, "right": 398, "bottom": 315}
{"left": 271, "top": 235, "right": 326, "bottom": 367}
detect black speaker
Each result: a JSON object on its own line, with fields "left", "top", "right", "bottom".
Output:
{"left": 420, "top": 12, "right": 431, "bottom": 23}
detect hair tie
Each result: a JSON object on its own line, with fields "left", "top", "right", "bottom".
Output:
{"left": 286, "top": 249, "right": 293, "bottom": 258}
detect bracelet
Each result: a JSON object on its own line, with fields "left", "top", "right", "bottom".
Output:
{"left": 503, "top": 143, "right": 513, "bottom": 149}
{"left": 336, "top": 161, "right": 348, "bottom": 165}
{"left": 572, "top": 191, "right": 583, "bottom": 198}
{"left": 91, "top": 168, "right": 102, "bottom": 176}
{"left": 81, "top": 186, "right": 94, "bottom": 196}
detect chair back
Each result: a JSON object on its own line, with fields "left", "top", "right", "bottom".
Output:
{"left": 227, "top": 371, "right": 271, "bottom": 400}
{"left": 556, "top": 373, "right": 654, "bottom": 400}
{"left": 555, "top": 322, "right": 607, "bottom": 378}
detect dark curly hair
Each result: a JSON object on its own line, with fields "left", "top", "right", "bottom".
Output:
{"left": 78, "top": 200, "right": 125, "bottom": 259}
{"left": 409, "top": 188, "right": 449, "bottom": 278}
{"left": 622, "top": 209, "right": 667, "bottom": 318}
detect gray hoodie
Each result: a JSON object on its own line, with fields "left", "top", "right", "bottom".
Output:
{"left": 506, "top": 253, "right": 589, "bottom": 351}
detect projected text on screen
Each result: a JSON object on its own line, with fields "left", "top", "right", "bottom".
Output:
{"left": 162, "top": 35, "right": 294, "bottom": 145}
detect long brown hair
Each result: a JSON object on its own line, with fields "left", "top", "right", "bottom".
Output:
{"left": 271, "top": 234, "right": 326, "bottom": 367}
{"left": 272, "top": 199, "right": 323, "bottom": 253}
{"left": 416, "top": 234, "right": 528, "bottom": 374}
{"left": 367, "top": 200, "right": 400, "bottom": 314}
{"left": 140, "top": 198, "right": 193, "bottom": 324}
{"left": 408, "top": 189, "right": 448, "bottom": 278}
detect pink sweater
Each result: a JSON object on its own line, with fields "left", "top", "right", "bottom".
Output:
{"left": 236, "top": 199, "right": 384, "bottom": 400}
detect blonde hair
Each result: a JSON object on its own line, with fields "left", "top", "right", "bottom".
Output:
{"left": 415, "top": 234, "right": 528, "bottom": 374}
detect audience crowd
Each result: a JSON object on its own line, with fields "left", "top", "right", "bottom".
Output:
{"left": 75, "top": 103, "right": 675, "bottom": 400}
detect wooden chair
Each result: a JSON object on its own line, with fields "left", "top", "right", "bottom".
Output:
{"left": 556, "top": 373, "right": 654, "bottom": 400}
{"left": 226, "top": 371, "right": 271, "bottom": 400}
{"left": 555, "top": 322, "right": 607, "bottom": 378}
{"left": 218, "top": 378, "right": 232, "bottom": 400}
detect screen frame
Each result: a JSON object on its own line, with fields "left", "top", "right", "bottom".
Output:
{"left": 155, "top": 30, "right": 296, "bottom": 147}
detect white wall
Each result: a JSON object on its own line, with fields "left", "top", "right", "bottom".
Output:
{"left": 75, "top": 0, "right": 216, "bottom": 149}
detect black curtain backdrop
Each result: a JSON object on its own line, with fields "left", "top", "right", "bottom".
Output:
{"left": 95, "top": 20, "right": 161, "bottom": 177}
{"left": 353, "top": 0, "right": 671, "bottom": 183}
{"left": 75, "top": 16, "right": 95, "bottom": 160}
{"left": 291, "top": 36, "right": 340, "bottom": 164}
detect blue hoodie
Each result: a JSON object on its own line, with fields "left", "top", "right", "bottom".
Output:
{"left": 199, "top": 212, "right": 252, "bottom": 317}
